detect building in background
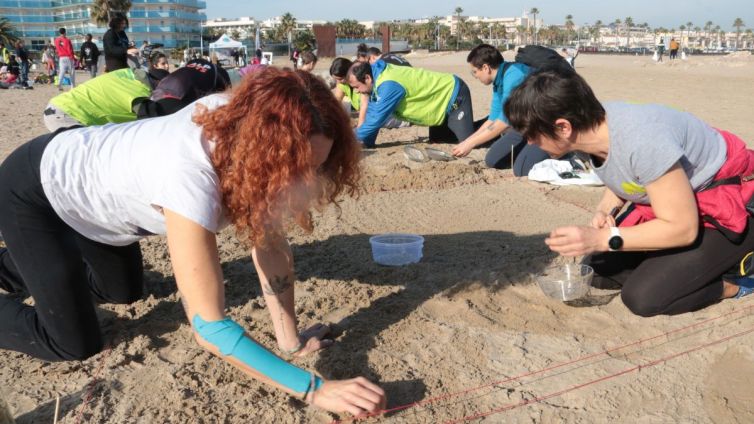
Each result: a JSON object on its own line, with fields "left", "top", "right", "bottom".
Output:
{"left": 0, "top": 0, "right": 206, "bottom": 51}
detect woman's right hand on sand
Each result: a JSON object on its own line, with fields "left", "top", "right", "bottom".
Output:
{"left": 310, "top": 377, "right": 386, "bottom": 417}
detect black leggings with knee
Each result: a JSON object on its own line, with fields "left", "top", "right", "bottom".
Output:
{"left": 0, "top": 133, "right": 143, "bottom": 361}
{"left": 588, "top": 216, "right": 754, "bottom": 316}
{"left": 484, "top": 129, "right": 550, "bottom": 177}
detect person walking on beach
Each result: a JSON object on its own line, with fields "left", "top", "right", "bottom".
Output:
{"left": 348, "top": 59, "right": 474, "bottom": 148}
{"left": 505, "top": 70, "right": 754, "bottom": 316}
{"left": 103, "top": 13, "right": 130, "bottom": 72}
{"left": 14, "top": 40, "right": 30, "bottom": 88}
{"left": 669, "top": 38, "right": 680, "bottom": 60}
{"left": 80, "top": 34, "right": 100, "bottom": 78}
{"left": 656, "top": 37, "right": 665, "bottom": 62}
{"left": 452, "top": 44, "right": 551, "bottom": 176}
{"left": 54, "top": 28, "right": 75, "bottom": 90}
{"left": 0, "top": 68, "right": 385, "bottom": 417}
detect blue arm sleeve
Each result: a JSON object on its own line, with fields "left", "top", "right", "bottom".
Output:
{"left": 193, "top": 315, "right": 323, "bottom": 395}
{"left": 355, "top": 81, "right": 406, "bottom": 147}
{"left": 496, "top": 64, "right": 530, "bottom": 124}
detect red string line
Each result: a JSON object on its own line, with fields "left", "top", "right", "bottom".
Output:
{"left": 74, "top": 346, "right": 111, "bottom": 424}
{"left": 443, "top": 325, "right": 754, "bottom": 423}
{"left": 333, "top": 304, "right": 754, "bottom": 423}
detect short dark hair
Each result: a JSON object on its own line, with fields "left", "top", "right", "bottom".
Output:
{"left": 505, "top": 70, "right": 605, "bottom": 140}
{"left": 59, "top": 28, "right": 66, "bottom": 35}
{"left": 109, "top": 13, "right": 128, "bottom": 30}
{"left": 347, "top": 61, "right": 372, "bottom": 83}
{"left": 356, "top": 43, "right": 368, "bottom": 59}
{"left": 150, "top": 52, "right": 167, "bottom": 66}
{"left": 329, "top": 57, "right": 353, "bottom": 78}
{"left": 301, "top": 51, "right": 317, "bottom": 65}
{"left": 85, "top": 33, "right": 92, "bottom": 39}
{"left": 466, "top": 44, "right": 503, "bottom": 69}
{"left": 366, "top": 47, "right": 381, "bottom": 57}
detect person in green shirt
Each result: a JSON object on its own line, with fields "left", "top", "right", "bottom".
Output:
{"left": 43, "top": 67, "right": 165, "bottom": 132}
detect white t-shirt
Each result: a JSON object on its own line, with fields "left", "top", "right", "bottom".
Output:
{"left": 40, "top": 94, "right": 230, "bottom": 246}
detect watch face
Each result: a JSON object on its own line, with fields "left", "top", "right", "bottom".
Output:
{"left": 609, "top": 235, "right": 623, "bottom": 250}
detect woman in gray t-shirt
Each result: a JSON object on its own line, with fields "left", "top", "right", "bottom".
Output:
{"left": 505, "top": 71, "right": 754, "bottom": 316}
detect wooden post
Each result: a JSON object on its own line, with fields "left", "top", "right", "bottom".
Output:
{"left": 381, "top": 25, "right": 391, "bottom": 53}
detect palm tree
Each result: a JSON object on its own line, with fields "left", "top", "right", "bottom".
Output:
{"left": 277, "top": 12, "right": 297, "bottom": 55}
{"left": 453, "top": 7, "right": 464, "bottom": 49}
{"left": 592, "top": 20, "right": 603, "bottom": 48}
{"left": 565, "top": 14, "right": 575, "bottom": 44}
{"left": 613, "top": 19, "right": 622, "bottom": 47}
{"left": 733, "top": 18, "right": 745, "bottom": 48}
{"left": 0, "top": 17, "right": 19, "bottom": 46}
{"left": 90, "top": 0, "right": 132, "bottom": 27}
{"left": 529, "top": 7, "right": 540, "bottom": 44}
{"left": 624, "top": 17, "right": 634, "bottom": 46}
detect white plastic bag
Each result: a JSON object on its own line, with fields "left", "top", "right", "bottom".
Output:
{"left": 652, "top": 51, "right": 659, "bottom": 62}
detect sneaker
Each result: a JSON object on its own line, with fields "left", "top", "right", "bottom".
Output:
{"left": 723, "top": 252, "right": 754, "bottom": 298}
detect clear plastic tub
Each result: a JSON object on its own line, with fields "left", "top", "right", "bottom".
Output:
{"left": 369, "top": 233, "right": 424, "bottom": 266}
{"left": 535, "top": 264, "right": 593, "bottom": 301}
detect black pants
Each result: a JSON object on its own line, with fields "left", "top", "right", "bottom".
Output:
{"left": 588, "top": 216, "right": 754, "bottom": 317}
{"left": 428, "top": 78, "right": 475, "bottom": 143}
{"left": 0, "top": 133, "right": 143, "bottom": 361}
{"left": 484, "top": 128, "right": 550, "bottom": 177}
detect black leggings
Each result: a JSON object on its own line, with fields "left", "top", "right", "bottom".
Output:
{"left": 428, "top": 78, "right": 475, "bottom": 143}
{"left": 0, "top": 133, "right": 143, "bottom": 361}
{"left": 588, "top": 216, "right": 754, "bottom": 316}
{"left": 484, "top": 128, "right": 550, "bottom": 177}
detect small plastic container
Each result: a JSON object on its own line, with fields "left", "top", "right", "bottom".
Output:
{"left": 369, "top": 233, "right": 424, "bottom": 266}
{"left": 535, "top": 264, "right": 593, "bottom": 301}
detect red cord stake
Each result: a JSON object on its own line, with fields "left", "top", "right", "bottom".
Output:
{"left": 333, "top": 304, "right": 754, "bottom": 423}
{"left": 74, "top": 346, "right": 112, "bottom": 424}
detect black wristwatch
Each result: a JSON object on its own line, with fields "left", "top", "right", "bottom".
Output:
{"left": 608, "top": 227, "right": 623, "bottom": 251}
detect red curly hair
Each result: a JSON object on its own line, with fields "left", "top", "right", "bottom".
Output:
{"left": 193, "top": 67, "right": 361, "bottom": 246}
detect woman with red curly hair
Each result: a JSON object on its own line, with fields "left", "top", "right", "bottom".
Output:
{"left": 0, "top": 68, "right": 385, "bottom": 416}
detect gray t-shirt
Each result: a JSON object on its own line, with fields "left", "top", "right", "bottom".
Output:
{"left": 592, "top": 102, "right": 726, "bottom": 204}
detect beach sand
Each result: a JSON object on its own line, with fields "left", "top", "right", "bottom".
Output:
{"left": 1, "top": 52, "right": 753, "bottom": 423}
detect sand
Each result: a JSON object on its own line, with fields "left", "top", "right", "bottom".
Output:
{"left": 1, "top": 52, "right": 754, "bottom": 423}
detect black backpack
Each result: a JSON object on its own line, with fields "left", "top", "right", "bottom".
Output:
{"left": 512, "top": 45, "right": 574, "bottom": 75}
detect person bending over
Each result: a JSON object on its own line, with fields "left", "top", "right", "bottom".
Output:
{"left": 330, "top": 57, "right": 369, "bottom": 126}
{"left": 454, "top": 44, "right": 551, "bottom": 176}
{"left": 42, "top": 66, "right": 167, "bottom": 131}
{"left": 505, "top": 70, "right": 754, "bottom": 316}
{"left": 0, "top": 68, "right": 385, "bottom": 416}
{"left": 366, "top": 47, "right": 411, "bottom": 67}
{"left": 348, "top": 60, "right": 473, "bottom": 148}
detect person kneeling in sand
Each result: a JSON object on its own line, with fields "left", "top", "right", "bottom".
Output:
{"left": 453, "top": 44, "right": 551, "bottom": 176}
{"left": 505, "top": 70, "right": 754, "bottom": 316}
{"left": 348, "top": 60, "right": 473, "bottom": 148}
{"left": 0, "top": 68, "right": 385, "bottom": 416}
{"left": 43, "top": 59, "right": 230, "bottom": 131}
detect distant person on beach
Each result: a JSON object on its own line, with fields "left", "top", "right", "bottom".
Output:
{"left": 54, "top": 28, "right": 75, "bottom": 90}
{"left": 505, "top": 70, "right": 754, "bottom": 316}
{"left": 299, "top": 51, "right": 317, "bottom": 72}
{"left": 14, "top": 40, "right": 30, "bottom": 88}
{"left": 80, "top": 34, "right": 101, "bottom": 78}
{"left": 669, "top": 38, "right": 680, "bottom": 60}
{"left": 103, "top": 13, "right": 130, "bottom": 72}
{"left": 656, "top": 37, "right": 665, "bottom": 62}
{"left": 366, "top": 47, "right": 412, "bottom": 67}
{"left": 0, "top": 68, "right": 385, "bottom": 416}
{"left": 453, "top": 44, "right": 550, "bottom": 175}
{"left": 348, "top": 59, "right": 473, "bottom": 147}
{"left": 354, "top": 43, "right": 369, "bottom": 63}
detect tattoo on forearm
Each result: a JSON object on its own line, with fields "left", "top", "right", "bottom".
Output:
{"left": 485, "top": 123, "right": 496, "bottom": 131}
{"left": 263, "top": 274, "right": 294, "bottom": 296}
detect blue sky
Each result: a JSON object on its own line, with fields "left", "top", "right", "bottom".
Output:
{"left": 205, "top": 0, "right": 751, "bottom": 30}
